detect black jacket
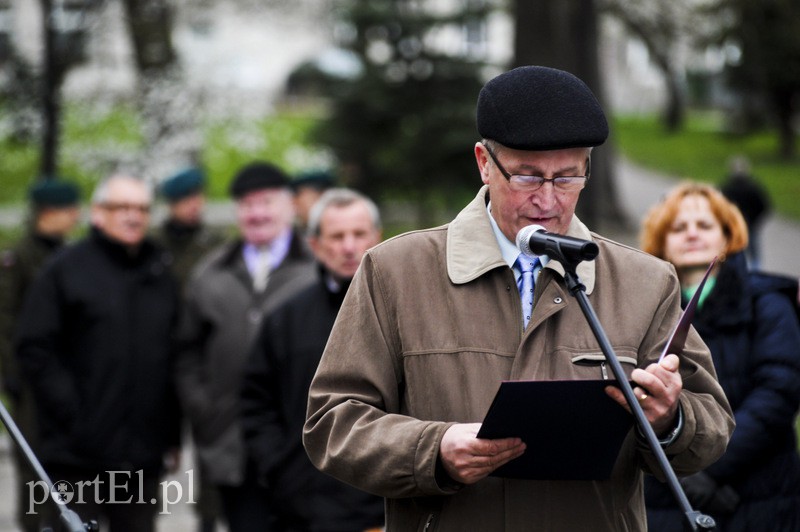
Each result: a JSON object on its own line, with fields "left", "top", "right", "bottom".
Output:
{"left": 242, "top": 268, "right": 385, "bottom": 531}
{"left": 645, "top": 253, "right": 800, "bottom": 531}
{"left": 15, "top": 227, "right": 181, "bottom": 473}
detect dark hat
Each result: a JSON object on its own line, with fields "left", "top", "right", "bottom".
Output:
{"left": 290, "top": 170, "right": 336, "bottom": 192}
{"left": 229, "top": 161, "right": 290, "bottom": 199}
{"left": 476, "top": 66, "right": 608, "bottom": 151}
{"left": 28, "top": 179, "right": 80, "bottom": 207}
{"left": 160, "top": 167, "right": 205, "bottom": 202}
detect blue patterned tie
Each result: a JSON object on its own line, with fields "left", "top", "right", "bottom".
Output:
{"left": 516, "top": 254, "right": 539, "bottom": 328}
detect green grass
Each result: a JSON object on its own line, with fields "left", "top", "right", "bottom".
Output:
{"left": 613, "top": 112, "right": 800, "bottom": 220}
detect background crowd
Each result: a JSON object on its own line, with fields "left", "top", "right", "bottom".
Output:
{"left": 0, "top": 66, "right": 798, "bottom": 532}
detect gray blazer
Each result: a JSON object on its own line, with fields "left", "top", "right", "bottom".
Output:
{"left": 176, "top": 230, "right": 316, "bottom": 486}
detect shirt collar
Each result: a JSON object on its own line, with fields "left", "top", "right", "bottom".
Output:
{"left": 486, "top": 201, "right": 551, "bottom": 269}
{"left": 242, "top": 226, "right": 294, "bottom": 272}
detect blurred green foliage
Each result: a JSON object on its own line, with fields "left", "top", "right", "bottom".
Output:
{"left": 3, "top": 104, "right": 800, "bottom": 224}
{"left": 0, "top": 103, "right": 326, "bottom": 205}
{"left": 614, "top": 112, "right": 800, "bottom": 220}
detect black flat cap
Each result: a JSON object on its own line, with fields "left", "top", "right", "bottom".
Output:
{"left": 477, "top": 66, "right": 608, "bottom": 151}
{"left": 160, "top": 167, "right": 205, "bottom": 202}
{"left": 229, "top": 161, "right": 290, "bottom": 199}
{"left": 29, "top": 179, "right": 80, "bottom": 207}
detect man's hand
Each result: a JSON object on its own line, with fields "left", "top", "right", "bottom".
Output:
{"left": 439, "top": 423, "right": 526, "bottom": 485}
{"left": 605, "top": 354, "right": 682, "bottom": 436}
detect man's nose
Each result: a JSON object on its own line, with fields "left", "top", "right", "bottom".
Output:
{"left": 529, "top": 183, "right": 557, "bottom": 208}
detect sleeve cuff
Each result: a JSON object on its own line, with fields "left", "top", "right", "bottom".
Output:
{"left": 636, "top": 403, "right": 684, "bottom": 448}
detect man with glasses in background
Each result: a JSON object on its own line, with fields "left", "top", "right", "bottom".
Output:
{"left": 15, "top": 174, "right": 181, "bottom": 532}
{"left": 303, "top": 66, "right": 733, "bottom": 530}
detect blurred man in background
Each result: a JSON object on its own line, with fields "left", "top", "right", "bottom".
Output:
{"left": 15, "top": 174, "right": 181, "bottom": 532}
{"left": 176, "top": 161, "right": 316, "bottom": 532}
{"left": 720, "top": 155, "right": 771, "bottom": 268}
{"left": 0, "top": 178, "right": 81, "bottom": 532}
{"left": 153, "top": 166, "right": 227, "bottom": 532}
{"left": 153, "top": 166, "right": 226, "bottom": 291}
{"left": 290, "top": 169, "right": 335, "bottom": 233}
{"left": 242, "top": 188, "right": 385, "bottom": 532}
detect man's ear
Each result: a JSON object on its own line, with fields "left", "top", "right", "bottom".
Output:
{"left": 307, "top": 236, "right": 320, "bottom": 256}
{"left": 474, "top": 142, "right": 491, "bottom": 185}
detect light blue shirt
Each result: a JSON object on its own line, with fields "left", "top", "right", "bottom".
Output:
{"left": 486, "top": 202, "right": 549, "bottom": 282}
{"left": 242, "top": 227, "right": 293, "bottom": 277}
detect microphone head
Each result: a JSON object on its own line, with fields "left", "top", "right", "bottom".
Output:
{"left": 516, "top": 224, "right": 546, "bottom": 256}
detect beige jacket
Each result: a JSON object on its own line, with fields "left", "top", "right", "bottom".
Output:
{"left": 304, "top": 186, "right": 733, "bottom": 531}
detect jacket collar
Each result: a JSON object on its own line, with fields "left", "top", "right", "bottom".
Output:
{"left": 446, "top": 185, "right": 596, "bottom": 294}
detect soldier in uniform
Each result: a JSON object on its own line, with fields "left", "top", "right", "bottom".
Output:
{"left": 152, "top": 166, "right": 227, "bottom": 290}
{"left": 290, "top": 169, "right": 335, "bottom": 233}
{"left": 0, "top": 178, "right": 81, "bottom": 532}
{"left": 153, "top": 168, "right": 226, "bottom": 532}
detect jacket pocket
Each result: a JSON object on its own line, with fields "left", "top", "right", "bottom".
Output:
{"left": 570, "top": 352, "right": 638, "bottom": 380}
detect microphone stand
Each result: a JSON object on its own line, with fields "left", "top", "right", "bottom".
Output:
{"left": 556, "top": 249, "right": 716, "bottom": 532}
{"left": 0, "top": 400, "right": 98, "bottom": 531}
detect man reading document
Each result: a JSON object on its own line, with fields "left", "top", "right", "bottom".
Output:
{"left": 303, "top": 66, "right": 733, "bottom": 531}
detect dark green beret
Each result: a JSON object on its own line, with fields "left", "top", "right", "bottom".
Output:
{"left": 229, "top": 161, "right": 290, "bottom": 199}
{"left": 290, "top": 170, "right": 336, "bottom": 192}
{"left": 477, "top": 66, "right": 608, "bottom": 151}
{"left": 160, "top": 167, "right": 205, "bottom": 202}
{"left": 28, "top": 179, "right": 80, "bottom": 207}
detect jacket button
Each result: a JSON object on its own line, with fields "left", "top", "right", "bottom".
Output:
{"left": 553, "top": 297, "right": 563, "bottom": 304}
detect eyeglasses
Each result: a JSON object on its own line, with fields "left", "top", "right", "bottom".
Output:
{"left": 483, "top": 143, "right": 590, "bottom": 193}
{"left": 100, "top": 202, "right": 151, "bottom": 214}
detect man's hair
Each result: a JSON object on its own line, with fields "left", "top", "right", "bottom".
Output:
{"left": 91, "top": 174, "right": 153, "bottom": 205}
{"left": 306, "top": 188, "right": 381, "bottom": 238}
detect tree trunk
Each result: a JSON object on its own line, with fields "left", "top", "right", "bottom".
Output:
{"left": 122, "top": 0, "right": 200, "bottom": 180}
{"left": 40, "top": 0, "right": 62, "bottom": 178}
{"left": 773, "top": 88, "right": 796, "bottom": 159}
{"left": 513, "top": 0, "right": 626, "bottom": 231}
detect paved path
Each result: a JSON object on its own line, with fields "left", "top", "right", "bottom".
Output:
{"left": 0, "top": 157, "right": 798, "bottom": 531}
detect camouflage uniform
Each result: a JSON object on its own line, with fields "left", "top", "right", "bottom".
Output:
{"left": 0, "top": 229, "right": 67, "bottom": 532}
{"left": 152, "top": 220, "right": 227, "bottom": 289}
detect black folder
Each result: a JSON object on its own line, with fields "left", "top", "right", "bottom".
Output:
{"left": 476, "top": 379, "right": 633, "bottom": 480}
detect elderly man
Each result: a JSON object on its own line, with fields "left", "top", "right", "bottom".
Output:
{"left": 176, "top": 161, "right": 316, "bottom": 532}
{"left": 15, "top": 174, "right": 180, "bottom": 532}
{"left": 302, "top": 66, "right": 734, "bottom": 531}
{"left": 0, "top": 178, "right": 81, "bottom": 532}
{"left": 242, "top": 188, "right": 385, "bottom": 532}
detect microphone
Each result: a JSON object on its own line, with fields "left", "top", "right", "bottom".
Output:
{"left": 516, "top": 224, "right": 599, "bottom": 264}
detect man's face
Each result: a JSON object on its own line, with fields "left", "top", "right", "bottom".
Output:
{"left": 475, "top": 143, "right": 590, "bottom": 243}
{"left": 309, "top": 201, "right": 381, "bottom": 281}
{"left": 169, "top": 192, "right": 205, "bottom": 225}
{"left": 293, "top": 186, "right": 325, "bottom": 227}
{"left": 235, "top": 188, "right": 295, "bottom": 246}
{"left": 40, "top": 205, "right": 81, "bottom": 237}
{"left": 91, "top": 177, "right": 152, "bottom": 248}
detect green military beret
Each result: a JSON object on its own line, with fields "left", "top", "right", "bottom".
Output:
{"left": 28, "top": 178, "right": 80, "bottom": 207}
{"left": 290, "top": 170, "right": 336, "bottom": 192}
{"left": 160, "top": 167, "right": 205, "bottom": 202}
{"left": 477, "top": 65, "right": 608, "bottom": 151}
